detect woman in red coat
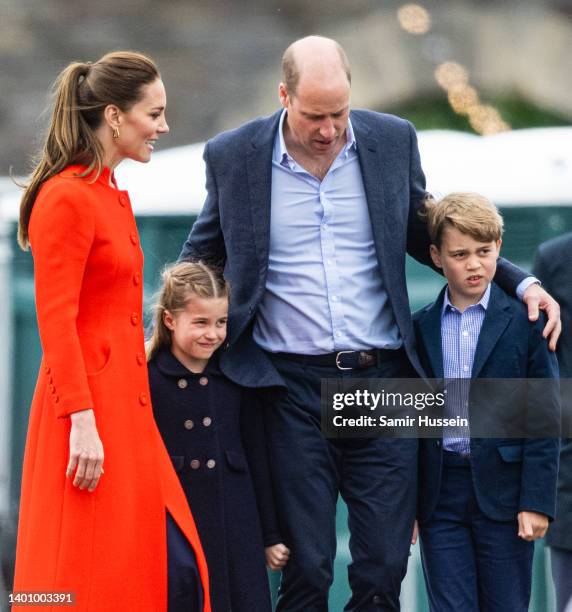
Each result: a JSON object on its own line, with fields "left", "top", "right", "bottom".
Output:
{"left": 14, "top": 52, "right": 210, "bottom": 612}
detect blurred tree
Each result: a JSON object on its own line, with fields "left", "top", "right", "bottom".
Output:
{"left": 384, "top": 93, "right": 571, "bottom": 133}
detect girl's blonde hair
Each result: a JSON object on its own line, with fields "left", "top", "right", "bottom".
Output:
{"left": 146, "top": 261, "right": 230, "bottom": 361}
{"left": 18, "top": 51, "right": 159, "bottom": 250}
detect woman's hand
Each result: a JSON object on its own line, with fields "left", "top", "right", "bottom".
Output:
{"left": 67, "top": 409, "right": 104, "bottom": 492}
{"left": 265, "top": 543, "right": 291, "bottom": 571}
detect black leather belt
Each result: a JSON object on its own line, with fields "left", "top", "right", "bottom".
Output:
{"left": 275, "top": 348, "right": 402, "bottom": 371}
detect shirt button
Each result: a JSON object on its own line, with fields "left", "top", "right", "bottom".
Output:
{"left": 335, "top": 331, "right": 342, "bottom": 338}
{"left": 332, "top": 295, "right": 339, "bottom": 302}
{"left": 206, "top": 459, "right": 216, "bottom": 469}
{"left": 190, "top": 459, "right": 200, "bottom": 469}
{"left": 119, "top": 194, "right": 127, "bottom": 207}
{"left": 130, "top": 232, "right": 138, "bottom": 245}
{"left": 136, "top": 353, "right": 145, "bottom": 365}
{"left": 199, "top": 377, "right": 208, "bottom": 386}
{"left": 327, "top": 259, "right": 333, "bottom": 266}
{"left": 133, "top": 273, "right": 141, "bottom": 286}
{"left": 463, "top": 365, "right": 469, "bottom": 372}
{"left": 462, "top": 330, "right": 469, "bottom": 337}
{"left": 184, "top": 419, "right": 194, "bottom": 430}
{"left": 202, "top": 416, "right": 212, "bottom": 427}
{"left": 139, "top": 393, "right": 148, "bottom": 406}
{"left": 178, "top": 378, "right": 188, "bottom": 389}
{"left": 130, "top": 313, "right": 139, "bottom": 326}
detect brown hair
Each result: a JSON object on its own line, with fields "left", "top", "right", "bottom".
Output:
{"left": 422, "top": 192, "right": 504, "bottom": 248}
{"left": 146, "top": 261, "right": 230, "bottom": 361}
{"left": 17, "top": 51, "right": 160, "bottom": 250}
{"left": 281, "top": 36, "right": 351, "bottom": 97}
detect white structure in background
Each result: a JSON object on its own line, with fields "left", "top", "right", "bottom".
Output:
{"left": 1, "top": 127, "right": 571, "bottom": 222}
{"left": 113, "top": 126, "right": 572, "bottom": 215}
{"left": 417, "top": 127, "right": 572, "bottom": 205}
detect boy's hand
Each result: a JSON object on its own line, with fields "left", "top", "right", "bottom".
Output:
{"left": 411, "top": 520, "right": 418, "bottom": 545}
{"left": 517, "top": 511, "right": 549, "bottom": 541}
{"left": 265, "top": 543, "right": 290, "bottom": 571}
{"left": 522, "top": 284, "right": 561, "bottom": 351}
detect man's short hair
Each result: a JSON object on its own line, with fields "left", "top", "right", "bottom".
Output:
{"left": 423, "top": 192, "right": 504, "bottom": 247}
{"left": 281, "top": 38, "right": 351, "bottom": 97}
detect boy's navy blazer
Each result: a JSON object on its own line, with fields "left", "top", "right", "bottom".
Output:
{"left": 180, "top": 110, "right": 527, "bottom": 389}
{"left": 414, "top": 282, "right": 560, "bottom": 523}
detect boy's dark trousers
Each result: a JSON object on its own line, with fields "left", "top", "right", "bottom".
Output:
{"left": 419, "top": 451, "right": 533, "bottom": 612}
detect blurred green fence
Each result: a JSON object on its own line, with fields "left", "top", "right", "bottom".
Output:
{"left": 9, "top": 204, "right": 572, "bottom": 610}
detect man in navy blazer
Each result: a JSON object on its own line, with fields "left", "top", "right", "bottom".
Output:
{"left": 180, "top": 36, "right": 559, "bottom": 611}
{"left": 413, "top": 193, "right": 560, "bottom": 612}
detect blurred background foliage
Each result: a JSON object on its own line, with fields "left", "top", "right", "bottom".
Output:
{"left": 387, "top": 93, "right": 572, "bottom": 131}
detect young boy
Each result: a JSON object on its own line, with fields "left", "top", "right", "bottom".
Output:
{"left": 413, "top": 192, "right": 560, "bottom": 612}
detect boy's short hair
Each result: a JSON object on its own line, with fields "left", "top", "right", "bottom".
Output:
{"left": 423, "top": 192, "right": 504, "bottom": 247}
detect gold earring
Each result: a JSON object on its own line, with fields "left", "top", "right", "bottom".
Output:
{"left": 113, "top": 128, "right": 120, "bottom": 139}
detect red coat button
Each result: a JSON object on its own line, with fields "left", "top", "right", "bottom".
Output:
{"left": 136, "top": 353, "right": 145, "bottom": 365}
{"left": 139, "top": 393, "right": 148, "bottom": 406}
{"left": 133, "top": 273, "right": 141, "bottom": 286}
{"left": 130, "top": 233, "right": 137, "bottom": 245}
{"left": 119, "top": 195, "right": 127, "bottom": 207}
{"left": 131, "top": 313, "right": 139, "bottom": 326}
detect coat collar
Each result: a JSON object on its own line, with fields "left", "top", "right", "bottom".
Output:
{"left": 154, "top": 346, "right": 222, "bottom": 379}
{"left": 471, "top": 282, "right": 513, "bottom": 378}
{"left": 246, "top": 111, "right": 282, "bottom": 281}
{"left": 417, "top": 284, "right": 447, "bottom": 379}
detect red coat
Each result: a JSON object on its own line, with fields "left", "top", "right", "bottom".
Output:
{"left": 13, "top": 165, "right": 211, "bottom": 611}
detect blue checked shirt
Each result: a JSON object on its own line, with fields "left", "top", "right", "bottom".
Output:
{"left": 441, "top": 284, "right": 491, "bottom": 454}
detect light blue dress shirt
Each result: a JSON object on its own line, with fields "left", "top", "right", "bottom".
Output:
{"left": 441, "top": 284, "right": 491, "bottom": 454}
{"left": 253, "top": 110, "right": 401, "bottom": 354}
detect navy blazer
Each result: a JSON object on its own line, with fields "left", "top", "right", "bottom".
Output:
{"left": 180, "top": 109, "right": 528, "bottom": 388}
{"left": 414, "top": 282, "right": 560, "bottom": 523}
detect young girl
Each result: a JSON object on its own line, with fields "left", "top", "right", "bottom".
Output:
{"left": 147, "top": 261, "right": 289, "bottom": 612}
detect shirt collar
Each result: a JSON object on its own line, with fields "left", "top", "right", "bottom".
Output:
{"left": 275, "top": 108, "right": 357, "bottom": 167}
{"left": 441, "top": 283, "right": 491, "bottom": 317}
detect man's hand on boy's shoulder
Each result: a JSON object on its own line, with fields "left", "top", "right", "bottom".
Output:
{"left": 522, "top": 283, "right": 561, "bottom": 351}
{"left": 517, "top": 510, "right": 549, "bottom": 541}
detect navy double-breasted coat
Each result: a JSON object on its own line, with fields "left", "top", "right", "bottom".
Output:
{"left": 149, "top": 348, "right": 281, "bottom": 612}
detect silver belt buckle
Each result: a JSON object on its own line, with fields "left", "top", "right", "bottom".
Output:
{"left": 335, "top": 350, "right": 355, "bottom": 371}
